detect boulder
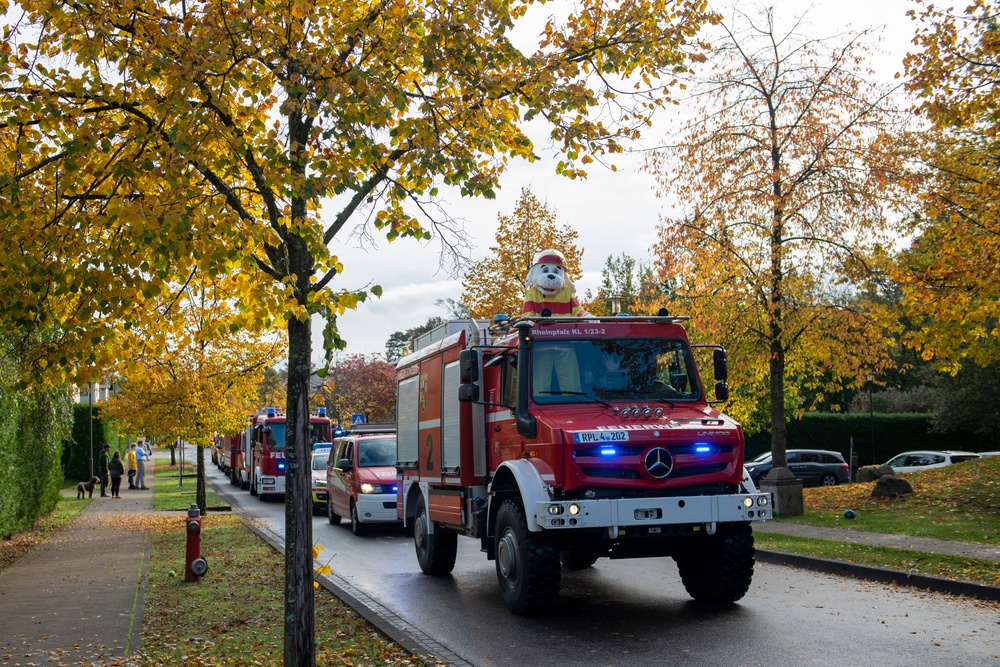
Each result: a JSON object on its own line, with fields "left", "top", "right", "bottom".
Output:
{"left": 871, "top": 475, "right": 914, "bottom": 498}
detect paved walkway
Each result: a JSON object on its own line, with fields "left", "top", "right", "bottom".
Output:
{"left": 753, "top": 520, "right": 1000, "bottom": 563}
{"left": 0, "top": 473, "right": 154, "bottom": 667}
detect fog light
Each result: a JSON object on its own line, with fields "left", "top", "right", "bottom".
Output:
{"left": 742, "top": 496, "right": 754, "bottom": 508}
{"left": 551, "top": 518, "right": 564, "bottom": 526}
{"left": 568, "top": 503, "right": 581, "bottom": 515}
{"left": 548, "top": 505, "right": 564, "bottom": 515}
{"left": 757, "top": 496, "right": 769, "bottom": 506}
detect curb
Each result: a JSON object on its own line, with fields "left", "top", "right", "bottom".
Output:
{"left": 756, "top": 549, "right": 1000, "bottom": 602}
{"left": 241, "top": 519, "right": 473, "bottom": 667}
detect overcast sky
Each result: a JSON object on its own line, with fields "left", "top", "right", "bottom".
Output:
{"left": 320, "top": 0, "right": 917, "bottom": 361}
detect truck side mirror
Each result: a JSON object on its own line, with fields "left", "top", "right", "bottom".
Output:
{"left": 458, "top": 383, "right": 479, "bottom": 402}
{"left": 713, "top": 348, "right": 728, "bottom": 381}
{"left": 460, "top": 349, "right": 479, "bottom": 383}
{"left": 715, "top": 381, "right": 729, "bottom": 401}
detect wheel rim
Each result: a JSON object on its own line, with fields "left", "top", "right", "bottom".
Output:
{"left": 823, "top": 475, "right": 836, "bottom": 486}
{"left": 414, "top": 510, "right": 427, "bottom": 550}
{"left": 497, "top": 528, "right": 518, "bottom": 581}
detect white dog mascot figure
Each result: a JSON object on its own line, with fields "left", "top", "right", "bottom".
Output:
{"left": 521, "top": 249, "right": 591, "bottom": 318}
{"left": 522, "top": 249, "right": 589, "bottom": 394}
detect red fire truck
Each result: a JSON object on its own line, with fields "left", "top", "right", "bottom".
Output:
{"left": 395, "top": 315, "right": 771, "bottom": 614}
{"left": 244, "top": 406, "right": 333, "bottom": 500}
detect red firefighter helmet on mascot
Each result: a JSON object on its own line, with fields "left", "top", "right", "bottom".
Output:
{"left": 522, "top": 249, "right": 590, "bottom": 317}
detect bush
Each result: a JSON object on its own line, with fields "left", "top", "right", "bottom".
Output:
{"left": 0, "top": 365, "right": 72, "bottom": 537}
{"left": 65, "top": 403, "right": 110, "bottom": 482}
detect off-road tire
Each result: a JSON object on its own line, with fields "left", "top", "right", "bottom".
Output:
{"left": 495, "top": 498, "right": 561, "bottom": 615}
{"left": 327, "top": 496, "right": 342, "bottom": 525}
{"left": 413, "top": 493, "right": 457, "bottom": 575}
{"left": 674, "top": 522, "right": 755, "bottom": 604}
{"left": 350, "top": 501, "right": 367, "bottom": 536}
{"left": 560, "top": 548, "right": 603, "bottom": 570}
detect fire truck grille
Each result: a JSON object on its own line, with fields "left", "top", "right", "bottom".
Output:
{"left": 579, "top": 466, "right": 643, "bottom": 479}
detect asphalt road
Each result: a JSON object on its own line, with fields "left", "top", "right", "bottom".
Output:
{"left": 206, "top": 462, "right": 1000, "bottom": 667}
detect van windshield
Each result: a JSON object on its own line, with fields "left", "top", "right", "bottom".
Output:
{"left": 531, "top": 338, "right": 700, "bottom": 404}
{"left": 358, "top": 438, "right": 396, "bottom": 467}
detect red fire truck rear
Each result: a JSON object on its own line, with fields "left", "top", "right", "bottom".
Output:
{"left": 244, "top": 406, "right": 333, "bottom": 500}
{"left": 395, "top": 315, "right": 771, "bottom": 614}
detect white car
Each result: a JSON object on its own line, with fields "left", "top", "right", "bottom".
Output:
{"left": 883, "top": 450, "right": 980, "bottom": 473}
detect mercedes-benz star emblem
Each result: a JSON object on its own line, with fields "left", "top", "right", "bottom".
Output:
{"left": 644, "top": 447, "right": 673, "bottom": 478}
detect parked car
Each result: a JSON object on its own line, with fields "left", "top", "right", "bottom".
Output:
{"left": 310, "top": 443, "right": 332, "bottom": 513}
{"left": 326, "top": 430, "right": 399, "bottom": 535}
{"left": 883, "top": 450, "right": 980, "bottom": 474}
{"left": 977, "top": 451, "right": 1000, "bottom": 457}
{"left": 745, "top": 449, "right": 850, "bottom": 487}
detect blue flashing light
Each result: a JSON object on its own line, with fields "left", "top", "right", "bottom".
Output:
{"left": 493, "top": 314, "right": 510, "bottom": 324}
{"left": 317, "top": 407, "right": 327, "bottom": 417}
{"left": 390, "top": 485, "right": 399, "bottom": 493}
{"left": 694, "top": 443, "right": 711, "bottom": 454}
{"left": 266, "top": 406, "right": 276, "bottom": 417}
{"left": 277, "top": 461, "right": 286, "bottom": 471}
{"left": 334, "top": 427, "right": 345, "bottom": 437}
{"left": 600, "top": 447, "right": 618, "bottom": 456}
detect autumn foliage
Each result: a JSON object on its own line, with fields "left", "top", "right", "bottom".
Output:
{"left": 897, "top": 0, "right": 1000, "bottom": 372}
{"left": 322, "top": 354, "right": 397, "bottom": 426}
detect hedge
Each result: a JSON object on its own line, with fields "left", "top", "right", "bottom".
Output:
{"left": 0, "top": 370, "right": 72, "bottom": 538}
{"left": 745, "top": 412, "right": 997, "bottom": 466}
{"left": 64, "top": 403, "right": 111, "bottom": 482}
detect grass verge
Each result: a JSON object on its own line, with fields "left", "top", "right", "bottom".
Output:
{"left": 150, "top": 461, "right": 225, "bottom": 511}
{"left": 755, "top": 533, "right": 1000, "bottom": 587}
{"left": 772, "top": 457, "right": 1000, "bottom": 545}
{"left": 133, "top": 460, "right": 429, "bottom": 667}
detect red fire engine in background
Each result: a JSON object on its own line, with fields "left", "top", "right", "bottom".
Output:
{"left": 395, "top": 315, "right": 771, "bottom": 614}
{"left": 241, "top": 406, "right": 332, "bottom": 500}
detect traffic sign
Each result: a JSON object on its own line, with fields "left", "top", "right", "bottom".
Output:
{"left": 351, "top": 413, "right": 365, "bottom": 425}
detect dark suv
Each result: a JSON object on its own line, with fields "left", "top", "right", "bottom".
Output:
{"left": 746, "top": 449, "right": 850, "bottom": 487}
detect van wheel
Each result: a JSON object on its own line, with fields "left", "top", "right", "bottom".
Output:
{"left": 821, "top": 473, "right": 838, "bottom": 486}
{"left": 413, "top": 493, "right": 456, "bottom": 574}
{"left": 350, "top": 501, "right": 367, "bottom": 536}
{"left": 495, "top": 498, "right": 560, "bottom": 615}
{"left": 327, "top": 496, "right": 341, "bottom": 525}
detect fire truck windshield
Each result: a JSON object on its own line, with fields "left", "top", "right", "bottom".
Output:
{"left": 531, "top": 338, "right": 700, "bottom": 404}
{"left": 264, "top": 423, "right": 287, "bottom": 450}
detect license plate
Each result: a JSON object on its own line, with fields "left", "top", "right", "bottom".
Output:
{"left": 573, "top": 430, "right": 630, "bottom": 443}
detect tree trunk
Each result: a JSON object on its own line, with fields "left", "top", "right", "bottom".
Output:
{"left": 284, "top": 281, "right": 315, "bottom": 667}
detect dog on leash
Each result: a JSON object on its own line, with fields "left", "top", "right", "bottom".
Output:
{"left": 77, "top": 477, "right": 100, "bottom": 499}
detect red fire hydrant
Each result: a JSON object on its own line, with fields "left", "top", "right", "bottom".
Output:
{"left": 185, "top": 504, "right": 209, "bottom": 583}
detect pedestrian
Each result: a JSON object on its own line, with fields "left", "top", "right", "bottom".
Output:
{"left": 98, "top": 444, "right": 111, "bottom": 497}
{"left": 135, "top": 440, "right": 148, "bottom": 490}
{"left": 109, "top": 451, "right": 125, "bottom": 498}
{"left": 126, "top": 443, "right": 138, "bottom": 489}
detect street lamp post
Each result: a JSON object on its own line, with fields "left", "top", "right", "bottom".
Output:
{"left": 868, "top": 374, "right": 875, "bottom": 465}
{"left": 606, "top": 294, "right": 624, "bottom": 315}
{"left": 88, "top": 382, "right": 94, "bottom": 479}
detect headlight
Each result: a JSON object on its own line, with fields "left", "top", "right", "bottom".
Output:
{"left": 313, "top": 478, "right": 326, "bottom": 488}
{"left": 360, "top": 483, "right": 386, "bottom": 494}
{"left": 742, "top": 496, "right": 754, "bottom": 508}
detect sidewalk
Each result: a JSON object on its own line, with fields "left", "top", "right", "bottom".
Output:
{"left": 754, "top": 519, "right": 1000, "bottom": 563}
{"left": 0, "top": 473, "right": 154, "bottom": 667}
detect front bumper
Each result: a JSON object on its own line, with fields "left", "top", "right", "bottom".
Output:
{"left": 355, "top": 493, "right": 401, "bottom": 523}
{"left": 534, "top": 491, "right": 772, "bottom": 529}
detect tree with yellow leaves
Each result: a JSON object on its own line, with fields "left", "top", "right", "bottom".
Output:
{"left": 2, "top": 0, "right": 717, "bottom": 660}
{"left": 101, "top": 275, "right": 285, "bottom": 513}
{"left": 462, "top": 187, "right": 584, "bottom": 319}
{"left": 897, "top": 0, "right": 1000, "bottom": 372}
{"left": 645, "top": 8, "right": 908, "bottom": 512}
